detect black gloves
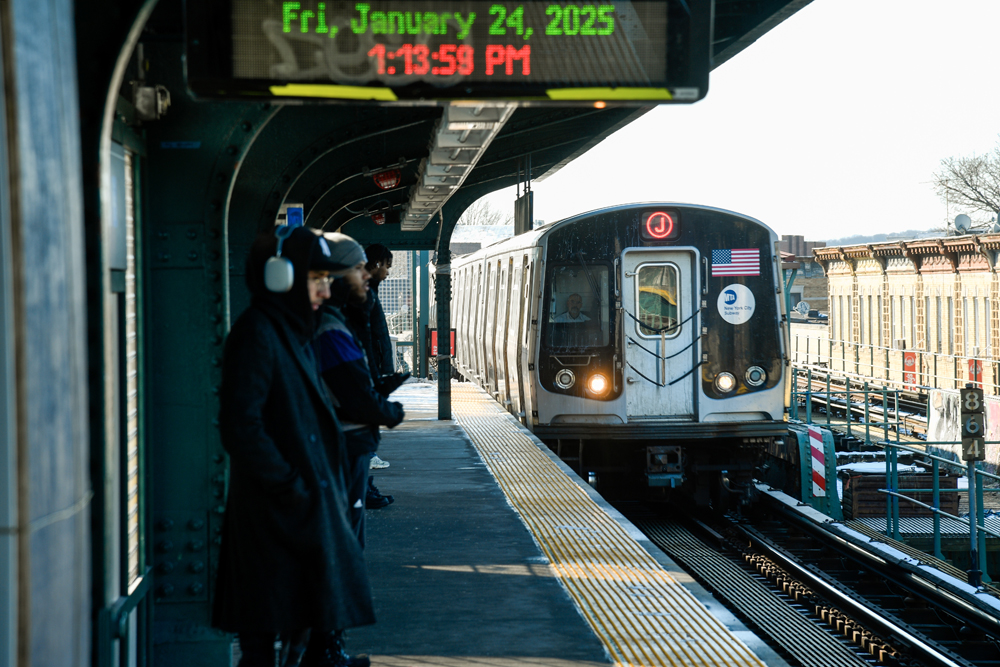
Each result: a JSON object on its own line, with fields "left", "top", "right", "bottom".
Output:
{"left": 387, "top": 401, "right": 405, "bottom": 428}
{"left": 377, "top": 372, "right": 410, "bottom": 396}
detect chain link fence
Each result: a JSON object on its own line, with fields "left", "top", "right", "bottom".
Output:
{"left": 377, "top": 250, "right": 414, "bottom": 372}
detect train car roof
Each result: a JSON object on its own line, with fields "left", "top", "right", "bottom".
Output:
{"left": 450, "top": 202, "right": 777, "bottom": 267}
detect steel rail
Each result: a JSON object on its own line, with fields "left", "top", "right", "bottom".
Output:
{"left": 630, "top": 512, "right": 871, "bottom": 667}
{"left": 760, "top": 487, "right": 1000, "bottom": 636}
{"left": 730, "top": 517, "right": 975, "bottom": 667}
{"left": 755, "top": 488, "right": 1000, "bottom": 664}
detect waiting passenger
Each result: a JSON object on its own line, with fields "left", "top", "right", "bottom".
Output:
{"left": 213, "top": 227, "right": 373, "bottom": 667}
{"left": 553, "top": 293, "right": 591, "bottom": 323}
{"left": 348, "top": 244, "right": 409, "bottom": 503}
{"left": 314, "top": 234, "right": 405, "bottom": 542}
{"left": 356, "top": 244, "right": 394, "bottom": 474}
{"left": 305, "top": 234, "right": 404, "bottom": 667}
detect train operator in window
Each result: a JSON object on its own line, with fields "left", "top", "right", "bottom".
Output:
{"left": 553, "top": 293, "right": 591, "bottom": 323}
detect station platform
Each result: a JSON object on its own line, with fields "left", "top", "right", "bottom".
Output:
{"left": 347, "top": 380, "right": 789, "bottom": 667}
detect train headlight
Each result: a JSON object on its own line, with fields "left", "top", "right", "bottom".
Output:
{"left": 587, "top": 373, "right": 609, "bottom": 395}
{"left": 555, "top": 369, "right": 576, "bottom": 389}
{"left": 745, "top": 366, "right": 766, "bottom": 387}
{"left": 715, "top": 372, "right": 737, "bottom": 393}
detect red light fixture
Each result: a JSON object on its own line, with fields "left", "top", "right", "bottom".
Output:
{"left": 373, "top": 169, "right": 401, "bottom": 190}
{"left": 372, "top": 212, "right": 386, "bottom": 225}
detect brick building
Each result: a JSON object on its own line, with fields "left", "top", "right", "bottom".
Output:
{"left": 813, "top": 234, "right": 1000, "bottom": 392}
{"left": 780, "top": 235, "right": 829, "bottom": 313}
{"left": 780, "top": 234, "right": 826, "bottom": 258}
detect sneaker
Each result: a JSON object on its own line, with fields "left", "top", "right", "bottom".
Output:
{"left": 366, "top": 478, "right": 394, "bottom": 509}
{"left": 369, "top": 455, "right": 389, "bottom": 469}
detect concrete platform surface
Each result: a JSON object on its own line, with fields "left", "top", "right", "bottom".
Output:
{"left": 348, "top": 381, "right": 609, "bottom": 666}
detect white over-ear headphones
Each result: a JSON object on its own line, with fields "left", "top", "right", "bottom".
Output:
{"left": 264, "top": 225, "right": 295, "bottom": 293}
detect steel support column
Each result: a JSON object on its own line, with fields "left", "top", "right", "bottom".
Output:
{"left": 435, "top": 247, "right": 452, "bottom": 419}
{"left": 436, "top": 213, "right": 456, "bottom": 419}
{"left": 418, "top": 250, "right": 430, "bottom": 378}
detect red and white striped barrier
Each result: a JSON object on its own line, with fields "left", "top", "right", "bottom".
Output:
{"left": 808, "top": 425, "right": 826, "bottom": 498}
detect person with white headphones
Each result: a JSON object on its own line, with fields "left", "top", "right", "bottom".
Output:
{"left": 213, "top": 226, "right": 374, "bottom": 667}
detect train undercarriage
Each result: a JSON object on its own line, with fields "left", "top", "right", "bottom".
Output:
{"left": 543, "top": 433, "right": 779, "bottom": 510}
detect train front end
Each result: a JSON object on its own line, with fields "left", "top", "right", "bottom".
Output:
{"left": 534, "top": 204, "right": 787, "bottom": 505}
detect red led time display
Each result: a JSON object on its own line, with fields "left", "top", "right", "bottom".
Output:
{"left": 366, "top": 43, "right": 529, "bottom": 76}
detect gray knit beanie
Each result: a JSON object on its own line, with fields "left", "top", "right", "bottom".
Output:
{"left": 311, "top": 232, "right": 367, "bottom": 275}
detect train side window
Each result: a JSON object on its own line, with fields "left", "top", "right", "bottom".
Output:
{"left": 635, "top": 263, "right": 680, "bottom": 338}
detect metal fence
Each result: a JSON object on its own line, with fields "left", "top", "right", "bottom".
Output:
{"left": 791, "top": 367, "right": 999, "bottom": 584}
{"left": 376, "top": 250, "right": 416, "bottom": 373}
{"left": 791, "top": 329, "right": 1000, "bottom": 396}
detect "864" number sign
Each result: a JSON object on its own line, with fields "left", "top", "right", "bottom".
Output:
{"left": 960, "top": 386, "right": 986, "bottom": 462}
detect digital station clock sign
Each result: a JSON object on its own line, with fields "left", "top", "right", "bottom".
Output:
{"left": 185, "top": 0, "right": 710, "bottom": 103}
{"left": 639, "top": 210, "right": 680, "bottom": 242}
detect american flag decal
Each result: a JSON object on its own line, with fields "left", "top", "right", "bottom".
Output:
{"left": 712, "top": 248, "right": 760, "bottom": 276}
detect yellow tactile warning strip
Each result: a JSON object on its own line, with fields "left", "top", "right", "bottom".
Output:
{"left": 451, "top": 383, "right": 766, "bottom": 667}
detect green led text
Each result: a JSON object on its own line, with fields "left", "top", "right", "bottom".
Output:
{"left": 282, "top": 2, "right": 337, "bottom": 36}
{"left": 351, "top": 4, "right": 477, "bottom": 40}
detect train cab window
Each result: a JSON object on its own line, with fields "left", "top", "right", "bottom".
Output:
{"left": 544, "top": 265, "right": 610, "bottom": 349}
{"left": 635, "top": 263, "right": 680, "bottom": 338}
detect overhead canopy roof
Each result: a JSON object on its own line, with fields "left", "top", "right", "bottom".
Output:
{"left": 126, "top": 0, "right": 814, "bottom": 254}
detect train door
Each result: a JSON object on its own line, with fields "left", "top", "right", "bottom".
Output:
{"left": 472, "top": 264, "right": 483, "bottom": 379}
{"left": 484, "top": 261, "right": 498, "bottom": 393}
{"left": 506, "top": 258, "right": 524, "bottom": 416}
{"left": 521, "top": 257, "right": 539, "bottom": 425}
{"left": 461, "top": 268, "right": 472, "bottom": 371}
{"left": 456, "top": 268, "right": 467, "bottom": 371}
{"left": 462, "top": 268, "right": 473, "bottom": 370}
{"left": 495, "top": 259, "right": 509, "bottom": 403}
{"left": 478, "top": 263, "right": 488, "bottom": 381}
{"left": 620, "top": 250, "right": 697, "bottom": 418}
{"left": 499, "top": 257, "right": 515, "bottom": 410}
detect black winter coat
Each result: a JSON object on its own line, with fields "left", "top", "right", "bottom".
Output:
{"left": 315, "top": 303, "right": 404, "bottom": 456}
{"left": 213, "top": 230, "right": 374, "bottom": 634}
{"left": 369, "top": 287, "right": 395, "bottom": 376}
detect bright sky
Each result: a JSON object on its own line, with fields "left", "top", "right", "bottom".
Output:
{"left": 481, "top": 0, "right": 1000, "bottom": 241}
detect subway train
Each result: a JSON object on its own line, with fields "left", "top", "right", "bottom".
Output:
{"left": 449, "top": 203, "right": 789, "bottom": 505}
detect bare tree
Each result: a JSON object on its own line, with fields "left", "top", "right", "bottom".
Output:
{"left": 933, "top": 142, "right": 1000, "bottom": 230}
{"left": 456, "top": 198, "right": 513, "bottom": 226}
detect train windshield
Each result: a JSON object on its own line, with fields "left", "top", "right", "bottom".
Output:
{"left": 544, "top": 264, "right": 610, "bottom": 348}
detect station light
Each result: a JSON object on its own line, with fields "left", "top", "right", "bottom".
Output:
{"left": 373, "top": 168, "right": 401, "bottom": 190}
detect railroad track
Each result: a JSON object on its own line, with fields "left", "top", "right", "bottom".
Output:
{"left": 792, "top": 374, "right": 929, "bottom": 440}
{"left": 621, "top": 488, "right": 1000, "bottom": 667}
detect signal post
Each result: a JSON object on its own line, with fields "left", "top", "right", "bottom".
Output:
{"left": 960, "top": 383, "right": 986, "bottom": 586}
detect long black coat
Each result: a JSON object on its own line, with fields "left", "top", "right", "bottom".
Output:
{"left": 213, "top": 231, "right": 374, "bottom": 634}
{"left": 369, "top": 287, "right": 395, "bottom": 376}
